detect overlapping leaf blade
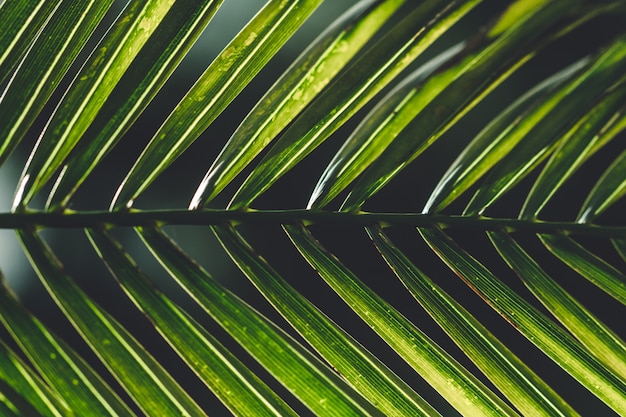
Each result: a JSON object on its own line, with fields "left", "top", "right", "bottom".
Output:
{"left": 14, "top": 0, "right": 200, "bottom": 210}
{"left": 45, "top": 0, "right": 225, "bottom": 211}
{"left": 0, "top": 0, "right": 62, "bottom": 84}
{"left": 0, "top": 280, "right": 134, "bottom": 416}
{"left": 17, "top": 229, "right": 206, "bottom": 416}
{"left": 285, "top": 224, "right": 517, "bottom": 416}
{"left": 489, "top": 231, "right": 626, "bottom": 378}
{"left": 308, "top": 43, "right": 465, "bottom": 209}
{"left": 577, "top": 147, "right": 626, "bottom": 223}
{"left": 423, "top": 58, "right": 589, "bottom": 214}
{"left": 340, "top": 0, "right": 578, "bottom": 211}
{"left": 539, "top": 233, "right": 626, "bottom": 305}
{"left": 0, "top": 0, "right": 114, "bottom": 166}
{"left": 111, "top": 0, "right": 324, "bottom": 210}
{"left": 87, "top": 227, "right": 298, "bottom": 416}
{"left": 420, "top": 227, "right": 626, "bottom": 415}
{"left": 369, "top": 226, "right": 578, "bottom": 416}
{"left": 227, "top": 0, "right": 479, "bottom": 209}
{"left": 137, "top": 227, "right": 378, "bottom": 416}
{"left": 519, "top": 85, "right": 626, "bottom": 220}
{"left": 190, "top": 0, "right": 407, "bottom": 209}
{"left": 0, "top": 339, "right": 69, "bottom": 417}
{"left": 464, "top": 36, "right": 626, "bottom": 216}
{"left": 213, "top": 224, "right": 433, "bottom": 416}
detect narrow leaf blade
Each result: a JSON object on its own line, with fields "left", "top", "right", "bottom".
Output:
{"left": 577, "top": 147, "right": 626, "bottom": 223}
{"left": 285, "top": 224, "right": 516, "bottom": 417}
{"left": 0, "top": 0, "right": 114, "bottom": 166}
{"left": 46, "top": 0, "right": 225, "bottom": 211}
{"left": 111, "top": 0, "right": 324, "bottom": 210}
{"left": 539, "top": 233, "right": 626, "bottom": 306}
{"left": 420, "top": 227, "right": 626, "bottom": 415}
{"left": 0, "top": 0, "right": 63, "bottom": 84}
{"left": 341, "top": 0, "right": 578, "bottom": 212}
{"left": 191, "top": 0, "right": 408, "bottom": 208}
{"left": 489, "top": 231, "right": 626, "bottom": 379}
{"left": 369, "top": 226, "right": 577, "bottom": 417}
{"left": 137, "top": 226, "right": 378, "bottom": 417}
{"left": 213, "top": 224, "right": 432, "bottom": 417}
{"left": 17, "top": 229, "right": 206, "bottom": 416}
{"left": 87, "top": 227, "right": 298, "bottom": 417}
{"left": 228, "top": 0, "right": 480, "bottom": 209}
{"left": 15, "top": 0, "right": 187, "bottom": 209}
{"left": 0, "top": 280, "right": 135, "bottom": 416}
{"left": 308, "top": 43, "right": 465, "bottom": 209}
{"left": 464, "top": 36, "right": 626, "bottom": 216}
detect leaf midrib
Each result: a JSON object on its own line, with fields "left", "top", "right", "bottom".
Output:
{"left": 0, "top": 209, "right": 623, "bottom": 238}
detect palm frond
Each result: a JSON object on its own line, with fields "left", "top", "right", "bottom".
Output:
{"left": 0, "top": 0, "right": 625, "bottom": 415}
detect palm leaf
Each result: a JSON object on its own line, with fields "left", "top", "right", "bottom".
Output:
{"left": 0, "top": 0, "right": 624, "bottom": 415}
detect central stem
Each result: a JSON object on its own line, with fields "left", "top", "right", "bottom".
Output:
{"left": 0, "top": 209, "right": 623, "bottom": 238}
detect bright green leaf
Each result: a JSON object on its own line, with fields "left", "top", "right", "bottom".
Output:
{"left": 191, "top": 0, "right": 408, "bottom": 208}
{"left": 228, "top": 0, "right": 480, "bottom": 210}
{"left": 45, "top": 0, "right": 225, "bottom": 211}
{"left": 111, "top": 0, "right": 324, "bottom": 210}
{"left": 213, "top": 224, "right": 431, "bottom": 417}
{"left": 14, "top": 0, "right": 189, "bottom": 209}
{"left": 0, "top": 0, "right": 114, "bottom": 166}
{"left": 539, "top": 233, "right": 626, "bottom": 306}
{"left": 489, "top": 231, "right": 626, "bottom": 379}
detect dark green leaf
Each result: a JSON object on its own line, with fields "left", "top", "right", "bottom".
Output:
{"left": 87, "top": 227, "right": 299, "bottom": 416}
{"left": 421, "top": 227, "right": 626, "bottom": 415}
{"left": 341, "top": 0, "right": 579, "bottom": 211}
{"left": 17, "top": 229, "right": 206, "bottom": 416}
{"left": 0, "top": 280, "right": 134, "bottom": 416}
{"left": 137, "top": 226, "right": 378, "bottom": 416}
{"left": 213, "top": 224, "right": 430, "bottom": 416}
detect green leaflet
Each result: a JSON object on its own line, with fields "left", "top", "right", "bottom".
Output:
{"left": 519, "top": 84, "right": 626, "bottom": 219}
{"left": 539, "top": 233, "right": 626, "bottom": 306}
{"left": 0, "top": 0, "right": 114, "bottom": 166}
{"left": 111, "top": 0, "right": 324, "bottom": 210}
{"left": 190, "top": 0, "right": 408, "bottom": 209}
{"left": 285, "top": 224, "right": 515, "bottom": 416}
{"left": 227, "top": 0, "right": 479, "bottom": 210}
{"left": 464, "top": 36, "right": 626, "bottom": 216}
{"left": 0, "top": 281, "right": 134, "bottom": 416}
{"left": 17, "top": 229, "right": 206, "bottom": 416}
{"left": 14, "top": 0, "right": 187, "bottom": 210}
{"left": 423, "top": 58, "right": 589, "bottom": 214}
{"left": 420, "top": 227, "right": 626, "bottom": 415}
{"left": 577, "top": 147, "right": 626, "bottom": 223}
{"left": 613, "top": 238, "right": 626, "bottom": 262}
{"left": 489, "top": 231, "right": 626, "bottom": 380}
{"left": 368, "top": 226, "right": 577, "bottom": 417}
{"left": 0, "top": 339, "right": 69, "bottom": 417}
{"left": 340, "top": 0, "right": 581, "bottom": 212}
{"left": 137, "top": 226, "right": 378, "bottom": 416}
{"left": 0, "top": 0, "right": 62, "bottom": 84}
{"left": 45, "top": 0, "right": 224, "bottom": 211}
{"left": 308, "top": 43, "right": 465, "bottom": 209}
{"left": 213, "top": 224, "right": 430, "bottom": 416}
{"left": 86, "top": 227, "right": 298, "bottom": 417}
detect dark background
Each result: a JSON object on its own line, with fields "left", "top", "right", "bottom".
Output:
{"left": 1, "top": 1, "right": 624, "bottom": 415}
